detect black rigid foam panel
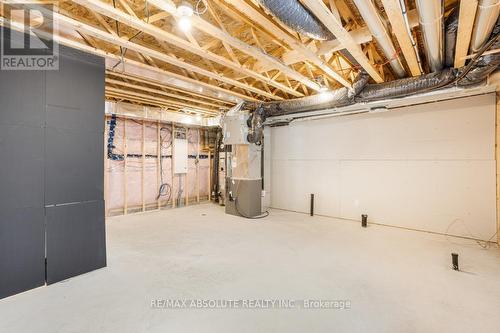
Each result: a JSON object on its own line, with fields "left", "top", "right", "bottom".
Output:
{"left": 0, "top": 28, "right": 106, "bottom": 298}
{"left": 0, "top": 124, "right": 44, "bottom": 210}
{"left": 0, "top": 207, "right": 45, "bottom": 299}
{"left": 0, "top": 62, "right": 46, "bottom": 298}
{"left": 44, "top": 121, "right": 104, "bottom": 205}
{"left": 45, "top": 200, "right": 106, "bottom": 284}
{"left": 0, "top": 70, "right": 45, "bottom": 127}
{"left": 44, "top": 48, "right": 106, "bottom": 284}
{"left": 45, "top": 50, "right": 105, "bottom": 113}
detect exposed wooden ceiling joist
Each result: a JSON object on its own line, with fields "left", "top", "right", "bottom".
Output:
{"left": 146, "top": 0, "right": 325, "bottom": 91}
{"left": 219, "top": 0, "right": 352, "bottom": 88}
{"left": 454, "top": 0, "right": 479, "bottom": 68}
{"left": 49, "top": 11, "right": 284, "bottom": 100}
{"left": 0, "top": 13, "right": 249, "bottom": 105}
{"left": 71, "top": 0, "right": 304, "bottom": 98}
{"left": 380, "top": 0, "right": 422, "bottom": 76}
{"left": 301, "top": 0, "right": 384, "bottom": 83}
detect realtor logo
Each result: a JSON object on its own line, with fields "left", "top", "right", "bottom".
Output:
{"left": 1, "top": 2, "right": 59, "bottom": 70}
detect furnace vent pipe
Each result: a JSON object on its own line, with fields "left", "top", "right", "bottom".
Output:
{"left": 415, "top": 0, "right": 444, "bottom": 72}
{"left": 351, "top": 0, "right": 406, "bottom": 78}
{"left": 471, "top": 0, "right": 500, "bottom": 52}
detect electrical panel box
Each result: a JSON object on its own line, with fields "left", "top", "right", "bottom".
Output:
{"left": 174, "top": 138, "right": 188, "bottom": 174}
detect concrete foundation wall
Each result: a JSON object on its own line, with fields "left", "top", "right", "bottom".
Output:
{"left": 268, "top": 93, "right": 497, "bottom": 241}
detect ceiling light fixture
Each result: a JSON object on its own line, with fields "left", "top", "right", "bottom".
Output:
{"left": 177, "top": 1, "right": 194, "bottom": 16}
{"left": 178, "top": 16, "right": 192, "bottom": 31}
{"left": 177, "top": 1, "right": 193, "bottom": 31}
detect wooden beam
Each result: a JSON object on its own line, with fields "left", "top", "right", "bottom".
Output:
{"left": 0, "top": 14, "right": 255, "bottom": 102}
{"left": 106, "top": 86, "right": 218, "bottom": 114}
{"left": 106, "top": 93, "right": 182, "bottom": 110}
{"left": 197, "top": 129, "right": 200, "bottom": 204}
{"left": 142, "top": 120, "right": 146, "bottom": 212}
{"left": 106, "top": 78, "right": 224, "bottom": 110}
{"left": 454, "top": 0, "right": 478, "bottom": 68}
{"left": 71, "top": 0, "right": 304, "bottom": 97}
{"left": 171, "top": 123, "right": 176, "bottom": 208}
{"left": 301, "top": 0, "right": 384, "bottom": 82}
{"left": 104, "top": 115, "right": 109, "bottom": 216}
{"left": 157, "top": 120, "right": 161, "bottom": 209}
{"left": 123, "top": 118, "right": 128, "bottom": 215}
{"left": 49, "top": 11, "right": 282, "bottom": 100}
{"left": 185, "top": 126, "right": 189, "bottom": 207}
{"left": 147, "top": 0, "right": 323, "bottom": 91}
{"left": 106, "top": 91, "right": 211, "bottom": 115}
{"left": 217, "top": 0, "right": 352, "bottom": 87}
{"left": 208, "top": 150, "right": 211, "bottom": 201}
{"left": 106, "top": 71, "right": 233, "bottom": 106}
{"left": 381, "top": 0, "right": 421, "bottom": 76}
{"left": 497, "top": 93, "right": 500, "bottom": 243}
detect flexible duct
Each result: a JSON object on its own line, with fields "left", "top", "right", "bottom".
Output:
{"left": 459, "top": 23, "right": 500, "bottom": 86}
{"left": 255, "top": 0, "right": 334, "bottom": 40}
{"left": 415, "top": 0, "right": 444, "bottom": 72}
{"left": 444, "top": 7, "right": 459, "bottom": 68}
{"left": 351, "top": 0, "right": 406, "bottom": 78}
{"left": 256, "top": 72, "right": 369, "bottom": 117}
{"left": 357, "top": 69, "right": 456, "bottom": 102}
{"left": 251, "top": 22, "right": 500, "bottom": 117}
{"left": 259, "top": 0, "right": 404, "bottom": 77}
{"left": 471, "top": 0, "right": 500, "bottom": 52}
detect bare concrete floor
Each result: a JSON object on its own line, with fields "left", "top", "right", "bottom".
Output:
{"left": 1, "top": 203, "right": 500, "bottom": 332}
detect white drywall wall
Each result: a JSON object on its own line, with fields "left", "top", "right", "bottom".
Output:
{"left": 269, "top": 93, "right": 497, "bottom": 240}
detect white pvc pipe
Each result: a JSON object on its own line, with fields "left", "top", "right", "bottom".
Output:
{"left": 352, "top": 0, "right": 406, "bottom": 77}
{"left": 415, "top": 0, "right": 444, "bottom": 72}
{"left": 471, "top": 0, "right": 500, "bottom": 52}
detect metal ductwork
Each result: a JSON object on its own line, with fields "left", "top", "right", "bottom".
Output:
{"left": 258, "top": 0, "right": 405, "bottom": 77}
{"left": 415, "top": 0, "right": 444, "bottom": 72}
{"left": 459, "top": 23, "right": 500, "bottom": 86}
{"left": 249, "top": 21, "right": 500, "bottom": 118}
{"left": 444, "top": 7, "right": 459, "bottom": 68}
{"left": 470, "top": 0, "right": 500, "bottom": 52}
{"left": 351, "top": 0, "right": 406, "bottom": 78}
{"left": 357, "top": 69, "right": 456, "bottom": 102}
{"left": 255, "top": 0, "right": 334, "bottom": 40}
{"left": 255, "top": 72, "right": 369, "bottom": 117}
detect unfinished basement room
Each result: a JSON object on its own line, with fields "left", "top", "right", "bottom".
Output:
{"left": 2, "top": 0, "right": 500, "bottom": 331}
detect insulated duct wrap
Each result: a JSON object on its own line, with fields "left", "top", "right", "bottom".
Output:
{"left": 444, "top": 8, "right": 459, "bottom": 68}
{"left": 357, "top": 69, "right": 456, "bottom": 102}
{"left": 249, "top": 2, "right": 500, "bottom": 118}
{"left": 259, "top": 73, "right": 369, "bottom": 117}
{"left": 256, "top": 0, "right": 334, "bottom": 40}
{"left": 458, "top": 23, "right": 500, "bottom": 86}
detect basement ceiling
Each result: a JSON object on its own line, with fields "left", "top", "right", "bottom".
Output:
{"left": 0, "top": 0, "right": 480, "bottom": 117}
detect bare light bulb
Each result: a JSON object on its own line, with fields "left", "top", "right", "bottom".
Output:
{"left": 178, "top": 16, "right": 192, "bottom": 31}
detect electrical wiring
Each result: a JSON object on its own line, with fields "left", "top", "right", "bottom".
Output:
{"left": 194, "top": 0, "right": 208, "bottom": 15}
{"left": 106, "top": 118, "right": 214, "bottom": 205}
{"left": 110, "top": 0, "right": 151, "bottom": 71}
{"left": 158, "top": 126, "right": 172, "bottom": 203}
{"left": 445, "top": 218, "right": 498, "bottom": 250}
